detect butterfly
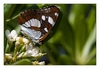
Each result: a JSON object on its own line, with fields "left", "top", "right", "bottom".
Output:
{"left": 18, "top": 5, "right": 60, "bottom": 44}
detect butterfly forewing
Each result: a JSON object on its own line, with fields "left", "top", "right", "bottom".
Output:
{"left": 18, "top": 5, "right": 60, "bottom": 43}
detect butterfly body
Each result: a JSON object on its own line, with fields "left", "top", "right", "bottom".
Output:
{"left": 18, "top": 5, "right": 60, "bottom": 43}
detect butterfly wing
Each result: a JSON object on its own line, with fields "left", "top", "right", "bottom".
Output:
{"left": 18, "top": 5, "right": 60, "bottom": 43}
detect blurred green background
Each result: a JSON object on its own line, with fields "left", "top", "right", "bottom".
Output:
{"left": 4, "top": 4, "right": 96, "bottom": 65}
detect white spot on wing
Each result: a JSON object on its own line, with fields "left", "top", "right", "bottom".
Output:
{"left": 34, "top": 19, "right": 37, "bottom": 26}
{"left": 22, "top": 23, "right": 28, "bottom": 27}
{"left": 48, "top": 8, "right": 50, "bottom": 10}
{"left": 25, "top": 22, "right": 30, "bottom": 27}
{"left": 30, "top": 19, "right": 33, "bottom": 26}
{"left": 28, "top": 20, "right": 31, "bottom": 26}
{"left": 42, "top": 15, "right": 45, "bottom": 21}
{"left": 48, "top": 16, "right": 55, "bottom": 26}
{"left": 45, "top": 8, "right": 47, "bottom": 10}
{"left": 46, "top": 16, "right": 48, "bottom": 18}
{"left": 37, "top": 20, "right": 41, "bottom": 27}
{"left": 34, "top": 19, "right": 41, "bottom": 27}
{"left": 55, "top": 12, "right": 58, "bottom": 16}
{"left": 44, "top": 28, "right": 48, "bottom": 32}
{"left": 30, "top": 18, "right": 41, "bottom": 27}
{"left": 31, "top": 19, "right": 35, "bottom": 26}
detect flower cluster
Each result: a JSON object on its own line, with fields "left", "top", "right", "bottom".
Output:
{"left": 5, "top": 30, "right": 46, "bottom": 65}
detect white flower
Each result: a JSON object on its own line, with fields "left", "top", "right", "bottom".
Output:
{"left": 32, "top": 61, "right": 45, "bottom": 65}
{"left": 31, "top": 47, "right": 40, "bottom": 57}
{"left": 38, "top": 61, "right": 45, "bottom": 65}
{"left": 5, "top": 53, "right": 12, "bottom": 59}
{"left": 16, "top": 37, "right": 29, "bottom": 44}
{"left": 25, "top": 42, "right": 46, "bottom": 57}
{"left": 23, "top": 38, "right": 29, "bottom": 44}
{"left": 6, "top": 30, "right": 17, "bottom": 42}
{"left": 26, "top": 46, "right": 41, "bottom": 57}
{"left": 34, "top": 53, "right": 47, "bottom": 57}
{"left": 26, "top": 43, "right": 33, "bottom": 50}
{"left": 4, "top": 54, "right": 12, "bottom": 63}
{"left": 15, "top": 41, "right": 21, "bottom": 46}
{"left": 16, "top": 37, "right": 23, "bottom": 43}
{"left": 25, "top": 42, "right": 47, "bottom": 57}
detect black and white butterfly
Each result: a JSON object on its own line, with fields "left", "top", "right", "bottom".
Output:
{"left": 18, "top": 5, "right": 60, "bottom": 44}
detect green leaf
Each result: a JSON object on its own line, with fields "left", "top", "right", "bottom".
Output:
{"left": 12, "top": 59, "right": 32, "bottom": 65}
{"left": 86, "top": 58, "right": 96, "bottom": 65}
{"left": 81, "top": 24, "right": 96, "bottom": 64}
{"left": 58, "top": 55, "right": 75, "bottom": 65}
{"left": 4, "top": 4, "right": 16, "bottom": 20}
{"left": 86, "top": 6, "right": 96, "bottom": 33}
